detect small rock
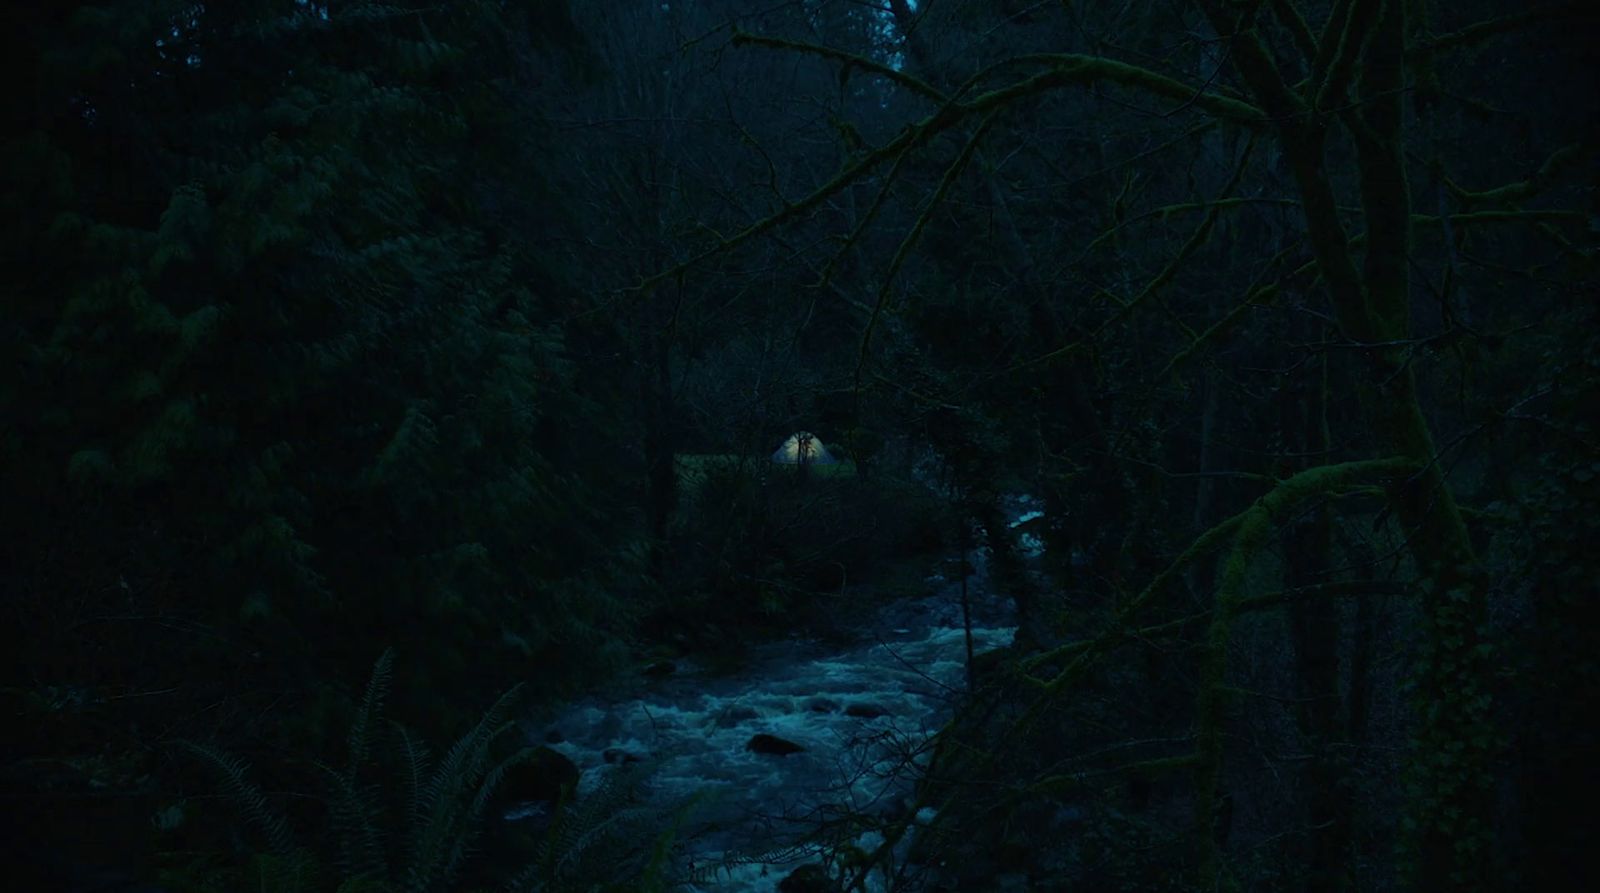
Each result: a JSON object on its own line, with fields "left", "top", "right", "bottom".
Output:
{"left": 746, "top": 733, "right": 805, "bottom": 756}
{"left": 845, "top": 702, "right": 890, "bottom": 719}
{"left": 603, "top": 748, "right": 643, "bottom": 765}
{"left": 803, "top": 697, "right": 840, "bottom": 713}
{"left": 494, "top": 746, "right": 578, "bottom": 808}
{"left": 643, "top": 660, "right": 676, "bottom": 678}
{"left": 778, "top": 864, "right": 834, "bottom": 893}
{"left": 502, "top": 801, "right": 550, "bottom": 822}
{"left": 714, "top": 705, "right": 759, "bottom": 728}
{"left": 874, "top": 796, "right": 910, "bottom": 822}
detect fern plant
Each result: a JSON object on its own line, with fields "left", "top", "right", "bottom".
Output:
{"left": 183, "top": 650, "right": 715, "bottom": 892}
{"left": 181, "top": 648, "right": 531, "bottom": 893}
{"left": 503, "top": 759, "right": 708, "bottom": 893}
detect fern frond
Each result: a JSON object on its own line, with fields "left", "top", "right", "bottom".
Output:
{"left": 638, "top": 789, "right": 709, "bottom": 893}
{"left": 348, "top": 647, "right": 395, "bottom": 775}
{"left": 177, "top": 740, "right": 295, "bottom": 855}
{"left": 535, "top": 764, "right": 633, "bottom": 877}
{"left": 511, "top": 761, "right": 672, "bottom": 892}
{"left": 419, "top": 684, "right": 522, "bottom": 819}
{"left": 468, "top": 746, "right": 530, "bottom": 830}
{"left": 318, "top": 760, "right": 386, "bottom": 882}
{"left": 436, "top": 747, "right": 532, "bottom": 885}
{"left": 404, "top": 684, "right": 523, "bottom": 893}
{"left": 390, "top": 720, "right": 432, "bottom": 834}
{"left": 499, "top": 855, "right": 542, "bottom": 892}
{"left": 253, "top": 848, "right": 320, "bottom": 893}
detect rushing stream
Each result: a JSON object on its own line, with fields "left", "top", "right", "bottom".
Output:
{"left": 532, "top": 494, "right": 1042, "bottom": 891}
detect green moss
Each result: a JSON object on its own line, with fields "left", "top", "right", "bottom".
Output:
{"left": 1191, "top": 457, "right": 1416, "bottom": 880}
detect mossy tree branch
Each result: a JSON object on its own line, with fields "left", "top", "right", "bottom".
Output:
{"left": 1270, "top": 0, "right": 1320, "bottom": 66}
{"left": 1308, "top": 0, "right": 1357, "bottom": 97}
{"left": 1314, "top": 0, "right": 1381, "bottom": 113}
{"left": 632, "top": 44, "right": 1266, "bottom": 294}
{"left": 1406, "top": 3, "right": 1593, "bottom": 60}
{"left": 1014, "top": 457, "right": 1407, "bottom": 696}
{"left": 1028, "top": 578, "right": 1412, "bottom": 666}
{"left": 1444, "top": 141, "right": 1587, "bottom": 206}
{"left": 1197, "top": 2, "right": 1501, "bottom": 884}
{"left": 1191, "top": 456, "right": 1415, "bottom": 877}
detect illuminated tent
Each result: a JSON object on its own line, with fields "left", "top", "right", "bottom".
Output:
{"left": 771, "top": 431, "right": 838, "bottom": 466}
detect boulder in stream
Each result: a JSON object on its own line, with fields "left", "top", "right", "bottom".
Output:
{"left": 845, "top": 702, "right": 891, "bottom": 719}
{"left": 495, "top": 745, "right": 579, "bottom": 808}
{"left": 746, "top": 733, "right": 805, "bottom": 756}
{"left": 778, "top": 863, "right": 835, "bottom": 892}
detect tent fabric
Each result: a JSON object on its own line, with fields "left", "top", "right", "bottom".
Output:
{"left": 771, "top": 431, "right": 838, "bottom": 465}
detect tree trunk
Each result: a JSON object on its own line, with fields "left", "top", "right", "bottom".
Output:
{"left": 1282, "top": 350, "right": 1354, "bottom": 893}
{"left": 1197, "top": 3, "right": 1496, "bottom": 885}
{"left": 644, "top": 289, "right": 679, "bottom": 579}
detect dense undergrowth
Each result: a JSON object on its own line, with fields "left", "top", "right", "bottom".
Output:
{"left": 647, "top": 456, "right": 954, "bottom": 650}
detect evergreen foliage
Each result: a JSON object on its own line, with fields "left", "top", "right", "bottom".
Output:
{"left": 4, "top": 0, "right": 633, "bottom": 746}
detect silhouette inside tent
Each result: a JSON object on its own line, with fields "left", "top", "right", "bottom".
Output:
{"left": 771, "top": 431, "right": 838, "bottom": 467}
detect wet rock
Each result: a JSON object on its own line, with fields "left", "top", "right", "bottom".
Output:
{"left": 543, "top": 728, "right": 565, "bottom": 744}
{"left": 844, "top": 702, "right": 890, "bottom": 719}
{"left": 714, "top": 704, "right": 759, "bottom": 728}
{"left": 495, "top": 745, "right": 579, "bottom": 807}
{"left": 501, "top": 801, "right": 550, "bottom": 822}
{"left": 601, "top": 748, "right": 640, "bottom": 771}
{"left": 873, "top": 795, "right": 911, "bottom": 822}
{"left": 803, "top": 697, "right": 840, "bottom": 713}
{"left": 778, "top": 863, "right": 835, "bottom": 892}
{"left": 643, "top": 660, "right": 676, "bottom": 678}
{"left": 746, "top": 733, "right": 805, "bottom": 756}
{"left": 476, "top": 749, "right": 570, "bottom": 888}
{"left": 603, "top": 748, "right": 644, "bottom": 765}
{"left": 971, "top": 646, "right": 1017, "bottom": 685}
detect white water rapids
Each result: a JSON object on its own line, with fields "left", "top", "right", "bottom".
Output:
{"left": 530, "top": 494, "right": 1042, "bottom": 890}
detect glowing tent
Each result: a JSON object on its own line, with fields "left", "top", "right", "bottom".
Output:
{"left": 771, "top": 431, "right": 838, "bottom": 466}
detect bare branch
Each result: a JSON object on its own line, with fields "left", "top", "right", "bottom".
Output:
{"left": 856, "top": 113, "right": 999, "bottom": 392}
{"left": 731, "top": 30, "right": 946, "bottom": 102}
{"left": 1269, "top": 0, "right": 1320, "bottom": 65}
{"left": 633, "top": 50, "right": 1265, "bottom": 293}
{"left": 1407, "top": 3, "right": 1593, "bottom": 60}
{"left": 1444, "top": 141, "right": 1587, "bottom": 206}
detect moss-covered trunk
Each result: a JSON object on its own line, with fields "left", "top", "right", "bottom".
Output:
{"left": 1198, "top": 1, "right": 1495, "bottom": 886}
{"left": 1283, "top": 349, "right": 1355, "bottom": 892}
